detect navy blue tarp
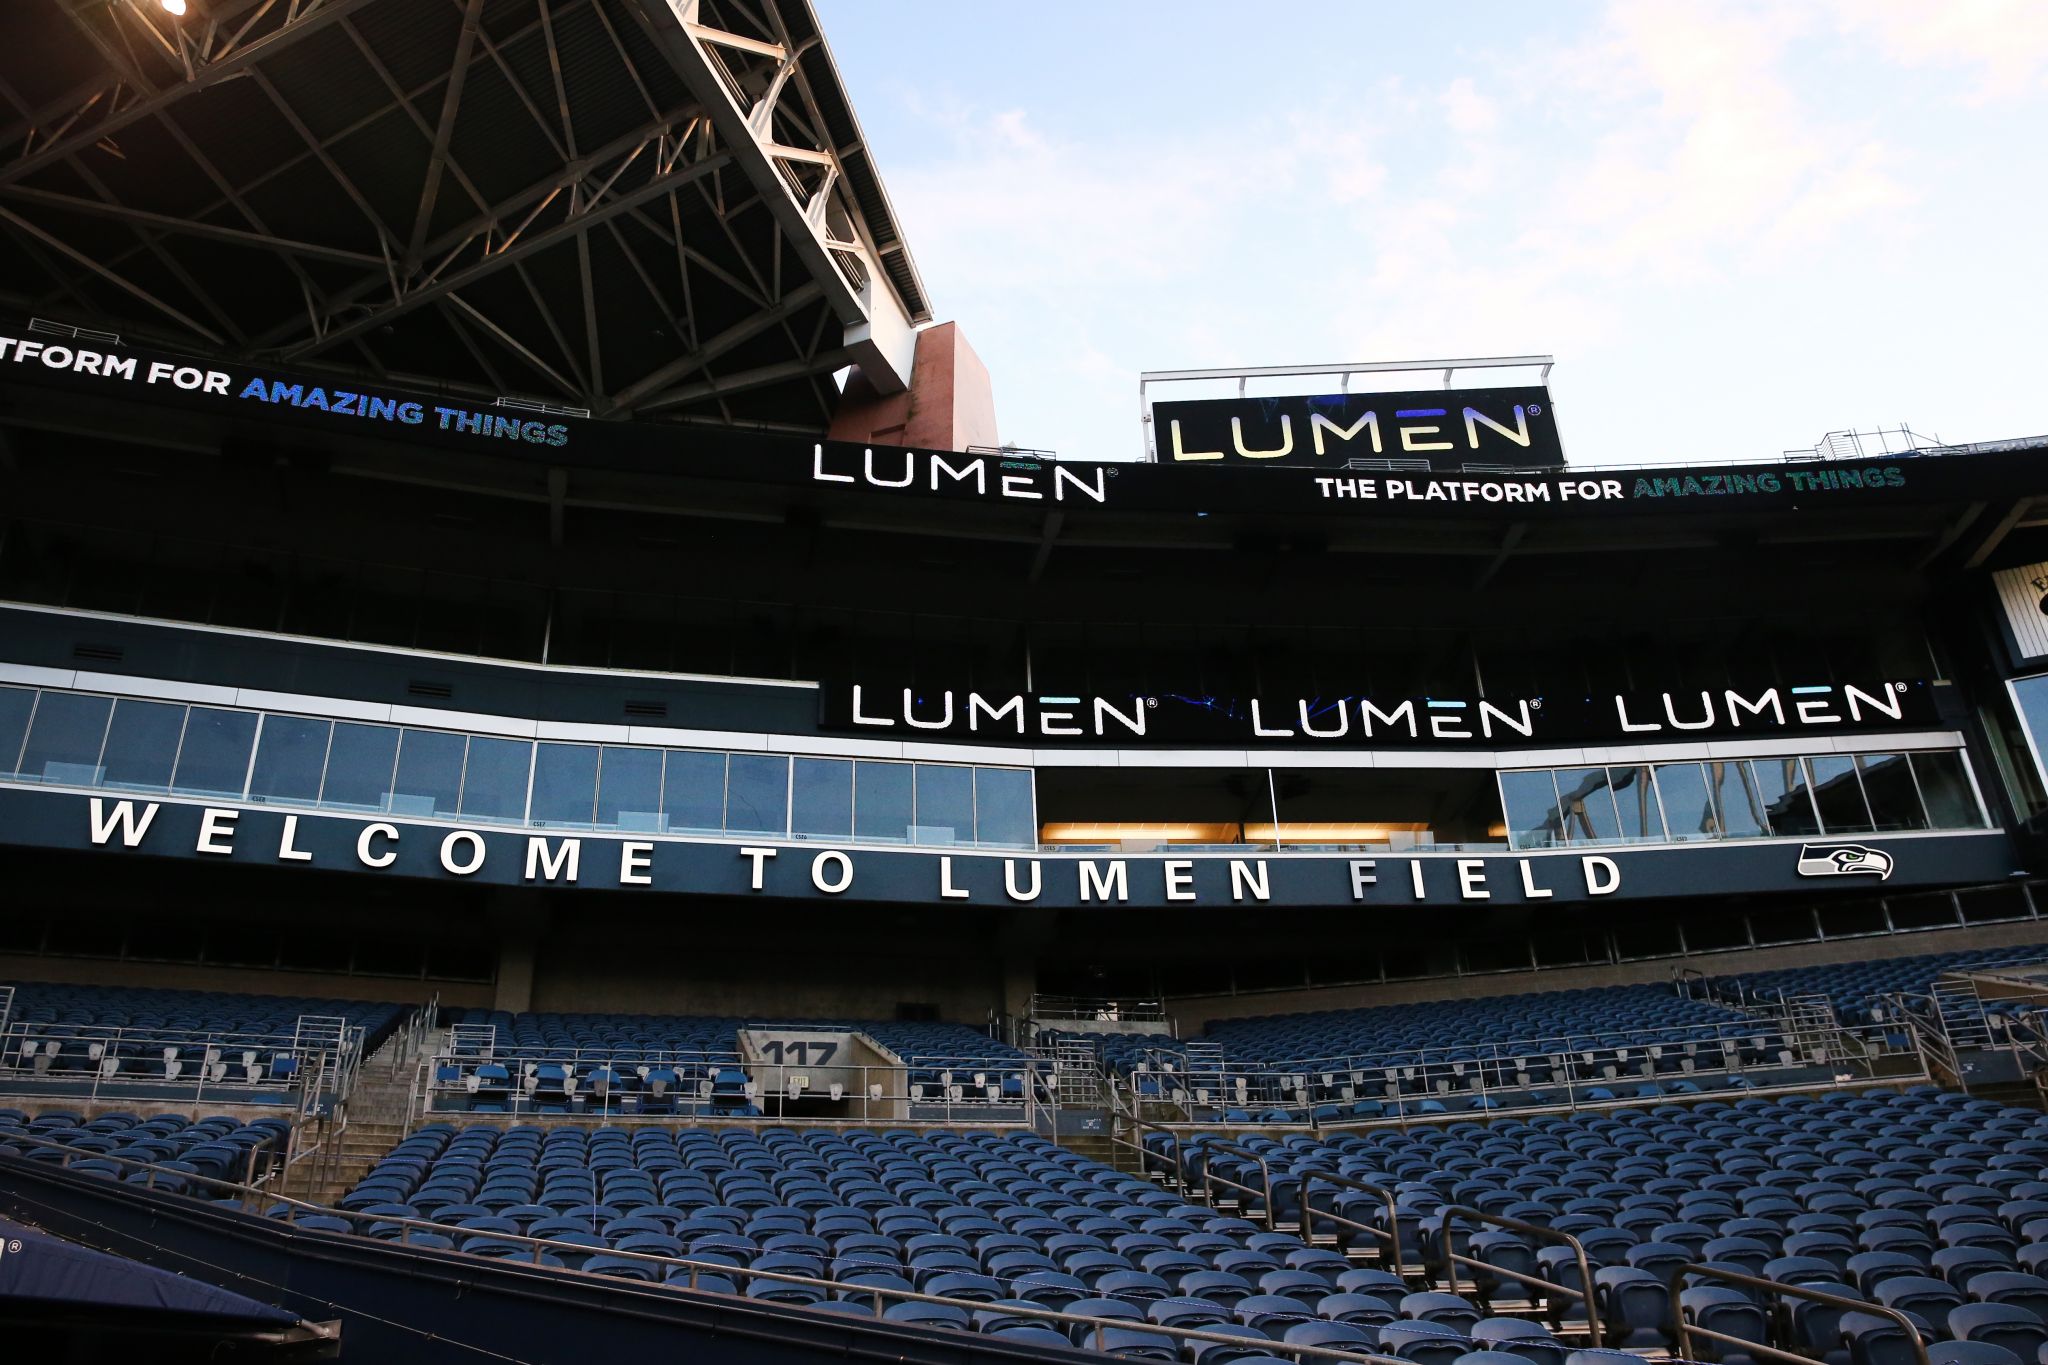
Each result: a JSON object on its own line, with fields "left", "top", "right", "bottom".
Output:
{"left": 0, "top": 1214, "right": 299, "bottom": 1323}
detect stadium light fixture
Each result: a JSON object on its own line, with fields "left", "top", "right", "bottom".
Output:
{"left": 161, "top": 0, "right": 188, "bottom": 15}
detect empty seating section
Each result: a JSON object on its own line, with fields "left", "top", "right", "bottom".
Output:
{"left": 436, "top": 1009, "right": 1031, "bottom": 1116}
{"left": 1161, "top": 986, "right": 1802, "bottom": 1120}
{"left": 1136, "top": 1088, "right": 2048, "bottom": 1362}
{"left": 327, "top": 1124, "right": 1400, "bottom": 1349}
{"left": 1, "top": 981, "right": 402, "bottom": 1099}
{"left": 0, "top": 1108, "right": 292, "bottom": 1188}
{"left": 1702, "top": 946, "right": 2048, "bottom": 1023}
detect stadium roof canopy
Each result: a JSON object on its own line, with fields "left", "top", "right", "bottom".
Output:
{"left": 0, "top": 0, "right": 930, "bottom": 431}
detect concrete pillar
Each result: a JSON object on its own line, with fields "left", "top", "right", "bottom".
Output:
{"left": 487, "top": 889, "right": 550, "bottom": 1013}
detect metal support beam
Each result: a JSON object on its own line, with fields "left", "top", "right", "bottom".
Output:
{"left": 282, "top": 149, "right": 733, "bottom": 359}
{"left": 609, "top": 279, "right": 823, "bottom": 411}
{"left": 633, "top": 345, "right": 856, "bottom": 411}
{"left": 1, "top": 0, "right": 383, "bottom": 188}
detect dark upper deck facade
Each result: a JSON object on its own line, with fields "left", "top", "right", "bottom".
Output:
{"left": 1, "top": 326, "right": 2046, "bottom": 921}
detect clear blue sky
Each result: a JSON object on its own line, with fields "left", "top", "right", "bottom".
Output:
{"left": 817, "top": 0, "right": 2048, "bottom": 466}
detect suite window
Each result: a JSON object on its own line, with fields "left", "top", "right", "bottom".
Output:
{"left": 1499, "top": 769, "right": 1564, "bottom": 850}
{"left": 170, "top": 707, "right": 257, "bottom": 798}
{"left": 0, "top": 686, "right": 36, "bottom": 777}
{"left": 100, "top": 699, "right": 185, "bottom": 793}
{"left": 854, "top": 760, "right": 914, "bottom": 843}
{"left": 19, "top": 691, "right": 111, "bottom": 783}
{"left": 1911, "top": 750, "right": 1983, "bottom": 828}
{"left": 1606, "top": 765, "right": 1664, "bottom": 841}
{"left": 662, "top": 750, "right": 725, "bottom": 834}
{"left": 791, "top": 757, "right": 853, "bottom": 839}
{"left": 321, "top": 723, "right": 400, "bottom": 812}
{"left": 914, "top": 763, "right": 975, "bottom": 844}
{"left": 391, "top": 728, "right": 465, "bottom": 817}
{"left": 1652, "top": 762, "right": 1717, "bottom": 842}
{"left": 1548, "top": 769, "right": 1613, "bottom": 843}
{"left": 1805, "top": 755, "right": 1875, "bottom": 834}
{"left": 459, "top": 737, "right": 532, "bottom": 823}
{"left": 975, "top": 767, "right": 1036, "bottom": 847}
{"left": 247, "top": 715, "right": 330, "bottom": 805}
{"left": 1708, "top": 760, "right": 1771, "bottom": 839}
{"left": 1855, "top": 753, "right": 1929, "bottom": 832}
{"left": 596, "top": 746, "right": 664, "bottom": 831}
{"left": 724, "top": 753, "right": 789, "bottom": 836}
{"left": 1750, "top": 757, "right": 1819, "bottom": 836}
{"left": 529, "top": 743, "right": 600, "bottom": 826}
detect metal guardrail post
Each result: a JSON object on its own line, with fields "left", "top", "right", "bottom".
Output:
{"left": 1300, "top": 1169, "right": 1405, "bottom": 1271}
{"left": 1438, "top": 1205, "right": 1601, "bottom": 1348}
{"left": 1673, "top": 1262, "right": 1928, "bottom": 1365}
{"left": 1201, "top": 1139, "right": 1280, "bottom": 1231}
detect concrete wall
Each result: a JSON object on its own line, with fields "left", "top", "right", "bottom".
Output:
{"left": 521, "top": 897, "right": 1012, "bottom": 1023}
{"left": 1167, "top": 920, "right": 2048, "bottom": 1034}
{"left": 829, "top": 322, "right": 998, "bottom": 452}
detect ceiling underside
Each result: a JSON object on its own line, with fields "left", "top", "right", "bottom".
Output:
{"left": 0, "top": 0, "right": 929, "bottom": 432}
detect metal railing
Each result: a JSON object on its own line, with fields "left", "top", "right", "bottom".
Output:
{"left": 0, "top": 1130, "right": 1406, "bottom": 1365}
{"left": 1674, "top": 1262, "right": 1928, "bottom": 1365}
{"left": 1298, "top": 1170, "right": 1405, "bottom": 1273}
{"left": 415, "top": 1054, "right": 1042, "bottom": 1127}
{"left": 1116, "top": 1016, "right": 1857, "bottom": 1124}
{"left": 1438, "top": 1206, "right": 1601, "bottom": 1347}
{"left": 1027, "top": 995, "right": 1169, "bottom": 1023}
{"left": 1, "top": 1020, "right": 361, "bottom": 1110}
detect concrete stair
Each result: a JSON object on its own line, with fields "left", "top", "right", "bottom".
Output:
{"left": 283, "top": 1027, "right": 442, "bottom": 1208}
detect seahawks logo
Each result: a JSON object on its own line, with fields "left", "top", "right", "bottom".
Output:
{"left": 1797, "top": 844, "right": 1895, "bottom": 880}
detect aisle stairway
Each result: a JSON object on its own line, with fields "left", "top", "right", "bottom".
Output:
{"left": 285, "top": 1026, "right": 443, "bottom": 1208}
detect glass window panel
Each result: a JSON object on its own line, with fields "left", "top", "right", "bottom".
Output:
{"left": 725, "top": 753, "right": 789, "bottom": 836}
{"left": 1652, "top": 762, "right": 1719, "bottom": 842}
{"left": 976, "top": 767, "right": 1036, "bottom": 847}
{"left": 1912, "top": 750, "right": 1984, "bottom": 829}
{"left": 529, "top": 743, "right": 599, "bottom": 825}
{"left": 0, "top": 686, "right": 33, "bottom": 775}
{"left": 1499, "top": 769, "right": 1564, "bottom": 850}
{"left": 1606, "top": 765, "right": 1663, "bottom": 841}
{"left": 459, "top": 736, "right": 531, "bottom": 822}
{"left": 1551, "top": 767, "right": 1622, "bottom": 844}
{"left": 2013, "top": 675, "right": 2048, "bottom": 786}
{"left": 20, "top": 691, "right": 112, "bottom": 783}
{"left": 247, "top": 715, "right": 330, "bottom": 804}
{"left": 100, "top": 699, "right": 186, "bottom": 792}
{"left": 662, "top": 750, "right": 725, "bottom": 833}
{"left": 598, "top": 746, "right": 665, "bottom": 831}
{"left": 1807, "top": 754, "right": 1874, "bottom": 834}
{"left": 913, "top": 763, "right": 974, "bottom": 844}
{"left": 1750, "top": 757, "right": 1819, "bottom": 836}
{"left": 392, "top": 729, "right": 465, "bottom": 817}
{"left": 1855, "top": 753, "right": 1928, "bottom": 832}
{"left": 171, "top": 707, "right": 257, "bottom": 797}
{"left": 854, "top": 760, "right": 914, "bottom": 843}
{"left": 321, "top": 723, "right": 400, "bottom": 811}
{"left": 1708, "top": 760, "right": 1771, "bottom": 838}
{"left": 791, "top": 757, "right": 853, "bottom": 839}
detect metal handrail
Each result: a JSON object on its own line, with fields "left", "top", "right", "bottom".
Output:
{"left": 0, "top": 1131, "right": 1407, "bottom": 1364}
{"left": 1109, "top": 1114, "right": 1193, "bottom": 1198}
{"left": 1437, "top": 1205, "right": 1601, "bottom": 1348}
{"left": 1673, "top": 1262, "right": 1929, "bottom": 1365}
{"left": 1299, "top": 1170, "right": 1404, "bottom": 1271}
{"left": 1199, "top": 1139, "right": 1282, "bottom": 1231}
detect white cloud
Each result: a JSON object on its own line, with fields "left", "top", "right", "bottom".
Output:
{"left": 1440, "top": 77, "right": 1498, "bottom": 135}
{"left": 1827, "top": 0, "right": 2048, "bottom": 100}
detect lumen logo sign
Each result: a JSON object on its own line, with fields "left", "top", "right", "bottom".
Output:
{"left": 1797, "top": 844, "right": 1896, "bottom": 880}
{"left": 823, "top": 681, "right": 1938, "bottom": 748}
{"left": 1151, "top": 385, "right": 1563, "bottom": 470}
